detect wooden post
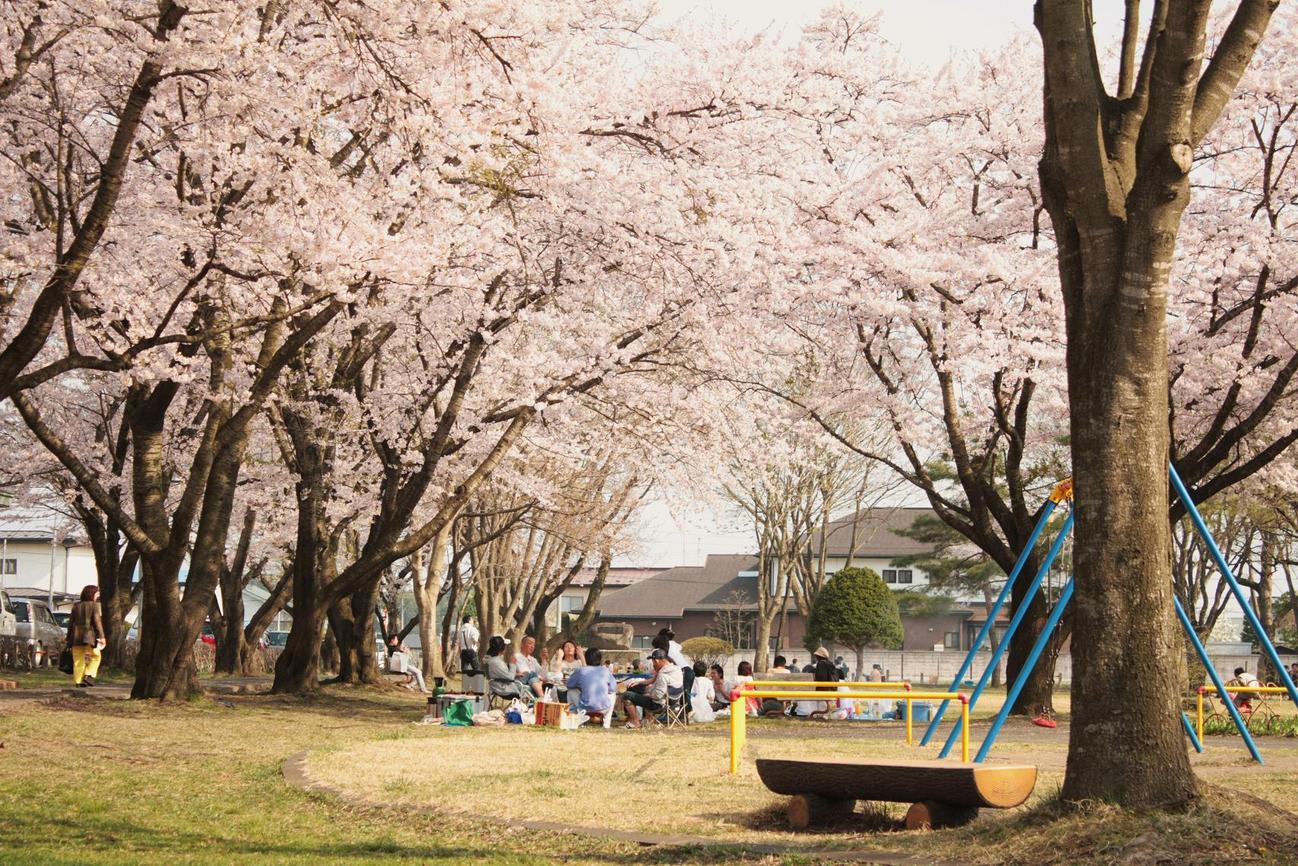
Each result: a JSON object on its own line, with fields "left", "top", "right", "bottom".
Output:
{"left": 904, "top": 801, "right": 978, "bottom": 831}
{"left": 787, "top": 794, "right": 856, "bottom": 830}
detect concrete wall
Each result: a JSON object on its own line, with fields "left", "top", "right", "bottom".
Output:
{"left": 705, "top": 648, "right": 1298, "bottom": 687}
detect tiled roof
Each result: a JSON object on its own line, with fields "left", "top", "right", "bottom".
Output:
{"left": 596, "top": 553, "right": 759, "bottom": 619}
{"left": 814, "top": 507, "right": 938, "bottom": 559}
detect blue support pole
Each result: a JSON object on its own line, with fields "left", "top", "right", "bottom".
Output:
{"left": 1174, "top": 594, "right": 1262, "bottom": 763}
{"left": 920, "top": 500, "right": 1059, "bottom": 747}
{"left": 1181, "top": 712, "right": 1203, "bottom": 753}
{"left": 1169, "top": 463, "right": 1298, "bottom": 711}
{"left": 939, "top": 512, "right": 1074, "bottom": 758}
{"left": 975, "top": 577, "right": 1074, "bottom": 763}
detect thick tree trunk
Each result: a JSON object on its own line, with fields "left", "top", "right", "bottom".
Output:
{"left": 1036, "top": 0, "right": 1277, "bottom": 809}
{"left": 327, "top": 579, "right": 381, "bottom": 685}
{"left": 272, "top": 482, "right": 329, "bottom": 693}
{"left": 214, "top": 590, "right": 245, "bottom": 675}
{"left": 1062, "top": 329, "right": 1195, "bottom": 806}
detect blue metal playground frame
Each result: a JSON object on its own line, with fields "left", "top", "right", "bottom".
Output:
{"left": 921, "top": 465, "right": 1298, "bottom": 764}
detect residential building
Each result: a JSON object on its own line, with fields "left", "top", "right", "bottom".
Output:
{"left": 595, "top": 554, "right": 807, "bottom": 649}
{"left": 0, "top": 504, "right": 96, "bottom": 610}
{"left": 813, "top": 506, "right": 940, "bottom": 590}
{"left": 595, "top": 507, "right": 1021, "bottom": 654}
{"left": 545, "top": 566, "right": 663, "bottom": 632}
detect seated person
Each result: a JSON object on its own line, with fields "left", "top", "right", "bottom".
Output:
{"left": 1289, "top": 662, "right": 1298, "bottom": 684}
{"left": 708, "top": 663, "right": 729, "bottom": 711}
{"left": 768, "top": 655, "right": 790, "bottom": 674}
{"left": 387, "top": 636, "right": 428, "bottom": 693}
{"left": 619, "top": 649, "right": 682, "bottom": 728}
{"left": 729, "top": 660, "right": 759, "bottom": 715}
{"left": 566, "top": 648, "right": 617, "bottom": 718}
{"left": 484, "top": 636, "right": 532, "bottom": 702}
{"left": 689, "top": 660, "right": 716, "bottom": 722}
{"left": 1231, "top": 666, "right": 1261, "bottom": 708}
{"left": 512, "top": 635, "right": 546, "bottom": 698}
{"left": 548, "top": 639, "right": 584, "bottom": 682}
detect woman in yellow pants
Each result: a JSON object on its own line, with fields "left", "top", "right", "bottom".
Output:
{"left": 66, "top": 585, "right": 106, "bottom": 687}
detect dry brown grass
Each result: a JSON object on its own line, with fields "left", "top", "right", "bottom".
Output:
{"left": 309, "top": 711, "right": 1298, "bottom": 863}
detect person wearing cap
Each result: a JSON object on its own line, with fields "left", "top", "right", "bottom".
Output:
{"left": 619, "top": 648, "right": 682, "bottom": 728}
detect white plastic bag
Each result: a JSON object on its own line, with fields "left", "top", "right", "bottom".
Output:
{"left": 560, "top": 709, "right": 588, "bottom": 729}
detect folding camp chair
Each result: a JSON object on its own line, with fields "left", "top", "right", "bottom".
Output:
{"left": 663, "top": 684, "right": 689, "bottom": 728}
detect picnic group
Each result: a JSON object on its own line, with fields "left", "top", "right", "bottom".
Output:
{"left": 385, "top": 618, "right": 910, "bottom": 729}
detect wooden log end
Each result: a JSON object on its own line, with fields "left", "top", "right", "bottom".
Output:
{"left": 787, "top": 793, "right": 856, "bottom": 830}
{"left": 905, "top": 800, "right": 979, "bottom": 831}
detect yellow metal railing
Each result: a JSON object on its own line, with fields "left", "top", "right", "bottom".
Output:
{"left": 728, "top": 685, "right": 970, "bottom": 773}
{"left": 1196, "top": 684, "right": 1291, "bottom": 741}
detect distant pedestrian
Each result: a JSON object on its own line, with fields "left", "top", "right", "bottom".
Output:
{"left": 65, "top": 585, "right": 106, "bottom": 687}
{"left": 458, "top": 615, "right": 480, "bottom": 674}
{"left": 835, "top": 656, "right": 849, "bottom": 679}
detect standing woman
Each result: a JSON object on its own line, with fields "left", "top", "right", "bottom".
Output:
{"left": 66, "top": 585, "right": 106, "bottom": 687}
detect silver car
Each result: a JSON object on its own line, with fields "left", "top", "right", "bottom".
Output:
{"left": 0, "top": 591, "right": 15, "bottom": 637}
{"left": 10, "top": 597, "right": 65, "bottom": 664}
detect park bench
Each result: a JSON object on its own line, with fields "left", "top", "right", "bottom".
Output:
{"left": 756, "top": 757, "right": 1037, "bottom": 830}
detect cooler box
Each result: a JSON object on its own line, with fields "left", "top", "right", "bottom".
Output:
{"left": 897, "top": 700, "right": 932, "bottom": 722}
{"left": 438, "top": 693, "right": 487, "bottom": 716}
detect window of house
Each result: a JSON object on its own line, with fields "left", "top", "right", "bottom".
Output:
{"left": 633, "top": 634, "right": 654, "bottom": 650}
{"left": 1, "top": 558, "right": 15, "bottom": 575}
{"left": 944, "top": 631, "right": 960, "bottom": 649}
{"left": 881, "top": 568, "right": 913, "bottom": 585}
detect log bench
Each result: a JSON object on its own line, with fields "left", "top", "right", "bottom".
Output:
{"left": 756, "top": 757, "right": 1037, "bottom": 830}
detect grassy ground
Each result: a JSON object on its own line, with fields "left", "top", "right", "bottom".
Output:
{"left": 1, "top": 683, "right": 1296, "bottom": 865}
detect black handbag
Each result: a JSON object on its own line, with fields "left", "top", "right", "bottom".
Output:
{"left": 58, "top": 647, "right": 74, "bottom": 675}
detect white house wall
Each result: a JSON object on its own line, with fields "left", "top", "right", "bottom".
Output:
{"left": 0, "top": 541, "right": 97, "bottom": 600}
{"left": 822, "top": 556, "right": 931, "bottom": 589}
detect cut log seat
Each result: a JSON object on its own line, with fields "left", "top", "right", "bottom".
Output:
{"left": 757, "top": 758, "right": 1036, "bottom": 829}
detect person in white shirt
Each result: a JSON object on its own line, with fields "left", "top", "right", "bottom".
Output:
{"left": 513, "top": 635, "right": 545, "bottom": 698}
{"left": 1232, "top": 666, "right": 1261, "bottom": 708}
{"left": 386, "top": 637, "right": 428, "bottom": 693}
{"left": 655, "top": 628, "right": 688, "bottom": 667}
{"left": 689, "top": 660, "right": 716, "bottom": 722}
{"left": 458, "top": 615, "right": 480, "bottom": 673}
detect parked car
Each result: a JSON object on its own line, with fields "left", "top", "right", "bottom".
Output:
{"left": 52, "top": 610, "right": 71, "bottom": 629}
{"left": 0, "top": 591, "right": 15, "bottom": 637}
{"left": 265, "top": 631, "right": 288, "bottom": 648}
{"left": 11, "top": 597, "right": 65, "bottom": 663}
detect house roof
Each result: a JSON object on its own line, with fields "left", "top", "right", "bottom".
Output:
{"left": 596, "top": 553, "right": 759, "bottom": 619}
{"left": 814, "top": 507, "right": 938, "bottom": 559}
{"left": 570, "top": 566, "right": 664, "bottom": 589}
{"left": 0, "top": 503, "right": 84, "bottom": 545}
